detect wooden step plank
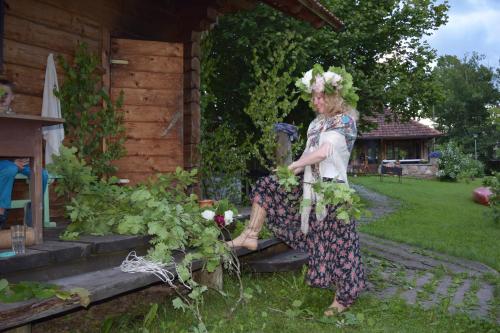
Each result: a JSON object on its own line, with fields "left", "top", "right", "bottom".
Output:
{"left": 0, "top": 238, "right": 287, "bottom": 330}
{"left": 29, "top": 241, "right": 91, "bottom": 263}
{"left": 245, "top": 249, "right": 308, "bottom": 273}
{"left": 74, "top": 235, "right": 151, "bottom": 254}
{"left": 0, "top": 249, "right": 51, "bottom": 275}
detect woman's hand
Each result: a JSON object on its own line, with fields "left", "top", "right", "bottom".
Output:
{"left": 288, "top": 162, "right": 304, "bottom": 175}
{"left": 14, "top": 158, "right": 29, "bottom": 170}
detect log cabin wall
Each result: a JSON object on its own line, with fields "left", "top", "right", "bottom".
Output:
{"left": 2, "top": 0, "right": 213, "bottom": 222}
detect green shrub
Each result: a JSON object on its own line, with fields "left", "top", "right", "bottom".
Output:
{"left": 483, "top": 172, "right": 499, "bottom": 224}
{"left": 436, "top": 142, "right": 484, "bottom": 181}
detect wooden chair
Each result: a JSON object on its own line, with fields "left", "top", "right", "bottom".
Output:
{"left": 11, "top": 173, "right": 59, "bottom": 227}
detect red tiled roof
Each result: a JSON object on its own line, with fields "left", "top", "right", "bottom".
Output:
{"left": 358, "top": 111, "right": 442, "bottom": 140}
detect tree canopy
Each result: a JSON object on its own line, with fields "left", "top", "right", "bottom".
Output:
{"left": 431, "top": 53, "right": 500, "bottom": 162}
{"left": 201, "top": 0, "right": 449, "bottom": 133}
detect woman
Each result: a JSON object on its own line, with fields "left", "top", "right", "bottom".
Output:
{"left": 228, "top": 65, "right": 365, "bottom": 315}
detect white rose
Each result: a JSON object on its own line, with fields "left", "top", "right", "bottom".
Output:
{"left": 301, "top": 70, "right": 313, "bottom": 92}
{"left": 201, "top": 210, "right": 215, "bottom": 221}
{"left": 323, "top": 72, "right": 342, "bottom": 86}
{"left": 224, "top": 210, "right": 234, "bottom": 225}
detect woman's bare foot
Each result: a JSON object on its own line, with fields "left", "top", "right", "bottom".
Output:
{"left": 323, "top": 299, "right": 346, "bottom": 316}
{"left": 225, "top": 230, "right": 258, "bottom": 250}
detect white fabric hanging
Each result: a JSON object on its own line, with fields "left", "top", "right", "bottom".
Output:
{"left": 41, "top": 53, "right": 64, "bottom": 164}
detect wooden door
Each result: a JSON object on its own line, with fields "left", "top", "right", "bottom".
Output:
{"left": 110, "top": 39, "right": 184, "bottom": 184}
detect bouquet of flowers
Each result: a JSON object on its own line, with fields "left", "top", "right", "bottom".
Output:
{"left": 200, "top": 199, "right": 237, "bottom": 228}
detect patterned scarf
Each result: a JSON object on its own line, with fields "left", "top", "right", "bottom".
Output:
{"left": 301, "top": 113, "right": 355, "bottom": 234}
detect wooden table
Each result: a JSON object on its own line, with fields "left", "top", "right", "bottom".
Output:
{"left": 0, "top": 114, "right": 64, "bottom": 244}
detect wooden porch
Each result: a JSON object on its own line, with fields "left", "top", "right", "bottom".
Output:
{"left": 0, "top": 219, "right": 306, "bottom": 331}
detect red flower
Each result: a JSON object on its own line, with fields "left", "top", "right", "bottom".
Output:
{"left": 214, "top": 215, "right": 225, "bottom": 228}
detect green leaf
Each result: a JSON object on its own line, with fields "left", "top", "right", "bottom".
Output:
{"left": 70, "top": 287, "right": 90, "bottom": 307}
{"left": 143, "top": 303, "right": 158, "bottom": 327}
{"left": 337, "top": 210, "right": 350, "bottom": 222}
{"left": 172, "top": 297, "right": 185, "bottom": 310}
{"left": 0, "top": 279, "right": 8, "bottom": 292}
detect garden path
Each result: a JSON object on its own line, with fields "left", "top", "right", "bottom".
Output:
{"left": 354, "top": 184, "right": 499, "bottom": 324}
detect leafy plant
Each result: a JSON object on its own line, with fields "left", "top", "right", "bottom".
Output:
{"left": 276, "top": 165, "right": 299, "bottom": 192}
{"left": 50, "top": 150, "right": 240, "bottom": 330}
{"left": 199, "top": 123, "right": 250, "bottom": 203}
{"left": 483, "top": 172, "right": 499, "bottom": 224}
{"left": 436, "top": 142, "right": 484, "bottom": 181}
{"left": 244, "top": 31, "right": 302, "bottom": 171}
{"left": 0, "top": 279, "right": 89, "bottom": 307}
{"left": 55, "top": 42, "right": 126, "bottom": 178}
{"left": 312, "top": 181, "right": 364, "bottom": 223}
{"left": 46, "top": 145, "right": 96, "bottom": 201}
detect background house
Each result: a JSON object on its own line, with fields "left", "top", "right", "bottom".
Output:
{"left": 351, "top": 110, "right": 442, "bottom": 174}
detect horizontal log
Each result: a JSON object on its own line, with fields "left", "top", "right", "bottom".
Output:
{"left": 183, "top": 101, "right": 200, "bottom": 117}
{"left": 112, "top": 155, "right": 183, "bottom": 173}
{"left": 184, "top": 41, "right": 200, "bottom": 58}
{"left": 111, "top": 70, "right": 183, "bottom": 90}
{"left": 183, "top": 70, "right": 200, "bottom": 89}
{"left": 183, "top": 56, "right": 200, "bottom": 73}
{"left": 110, "top": 55, "right": 183, "bottom": 74}
{"left": 11, "top": 94, "right": 43, "bottom": 116}
{"left": 183, "top": 143, "right": 200, "bottom": 169}
{"left": 183, "top": 112, "right": 200, "bottom": 144}
{"left": 124, "top": 121, "right": 182, "bottom": 140}
{"left": 112, "top": 88, "right": 182, "bottom": 107}
{"left": 7, "top": 0, "right": 101, "bottom": 41}
{"left": 114, "top": 172, "right": 157, "bottom": 185}
{"left": 121, "top": 105, "right": 179, "bottom": 122}
{"left": 111, "top": 39, "right": 182, "bottom": 57}
{"left": 4, "top": 39, "right": 72, "bottom": 71}
{"left": 123, "top": 139, "right": 183, "bottom": 156}
{"left": 3, "top": 63, "right": 65, "bottom": 96}
{"left": 5, "top": 15, "right": 99, "bottom": 55}
{"left": 184, "top": 89, "right": 200, "bottom": 104}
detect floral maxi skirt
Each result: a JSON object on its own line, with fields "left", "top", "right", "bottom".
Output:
{"left": 251, "top": 174, "right": 366, "bottom": 307}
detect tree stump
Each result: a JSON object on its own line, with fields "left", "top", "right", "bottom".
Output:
{"left": 193, "top": 264, "right": 223, "bottom": 291}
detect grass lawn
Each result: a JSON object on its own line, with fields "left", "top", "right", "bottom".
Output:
{"left": 96, "top": 271, "right": 496, "bottom": 333}
{"left": 351, "top": 176, "right": 500, "bottom": 271}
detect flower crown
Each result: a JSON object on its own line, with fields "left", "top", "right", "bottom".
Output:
{"left": 295, "top": 64, "right": 359, "bottom": 108}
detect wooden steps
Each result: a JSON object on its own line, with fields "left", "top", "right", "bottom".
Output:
{"left": 244, "top": 249, "right": 308, "bottom": 273}
{"left": 0, "top": 236, "right": 297, "bottom": 331}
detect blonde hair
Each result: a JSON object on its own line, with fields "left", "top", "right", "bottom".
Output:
{"left": 316, "top": 92, "right": 359, "bottom": 121}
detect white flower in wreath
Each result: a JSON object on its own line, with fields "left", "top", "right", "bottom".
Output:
{"left": 201, "top": 210, "right": 215, "bottom": 221}
{"left": 301, "top": 70, "right": 313, "bottom": 92}
{"left": 224, "top": 210, "right": 234, "bottom": 225}
{"left": 323, "top": 71, "right": 342, "bottom": 87}
{"left": 312, "top": 75, "right": 326, "bottom": 93}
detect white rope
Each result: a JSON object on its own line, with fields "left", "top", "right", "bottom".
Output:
{"left": 120, "top": 251, "right": 191, "bottom": 289}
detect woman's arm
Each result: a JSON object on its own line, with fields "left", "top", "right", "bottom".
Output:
{"left": 288, "top": 142, "right": 332, "bottom": 173}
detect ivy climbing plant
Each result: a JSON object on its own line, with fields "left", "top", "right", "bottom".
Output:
{"left": 243, "top": 31, "right": 303, "bottom": 171}
{"left": 55, "top": 42, "right": 126, "bottom": 178}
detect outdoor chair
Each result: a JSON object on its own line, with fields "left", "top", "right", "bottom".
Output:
{"left": 11, "top": 173, "right": 59, "bottom": 227}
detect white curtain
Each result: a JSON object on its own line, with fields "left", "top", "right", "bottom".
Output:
{"left": 41, "top": 53, "right": 64, "bottom": 165}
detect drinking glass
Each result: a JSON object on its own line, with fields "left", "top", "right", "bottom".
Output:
{"left": 11, "top": 225, "right": 26, "bottom": 255}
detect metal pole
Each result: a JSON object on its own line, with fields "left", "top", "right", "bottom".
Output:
{"left": 474, "top": 138, "right": 477, "bottom": 160}
{"left": 473, "top": 134, "right": 478, "bottom": 160}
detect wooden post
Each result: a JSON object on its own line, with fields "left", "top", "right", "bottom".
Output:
{"left": 275, "top": 131, "right": 292, "bottom": 167}
{"left": 193, "top": 264, "right": 223, "bottom": 291}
